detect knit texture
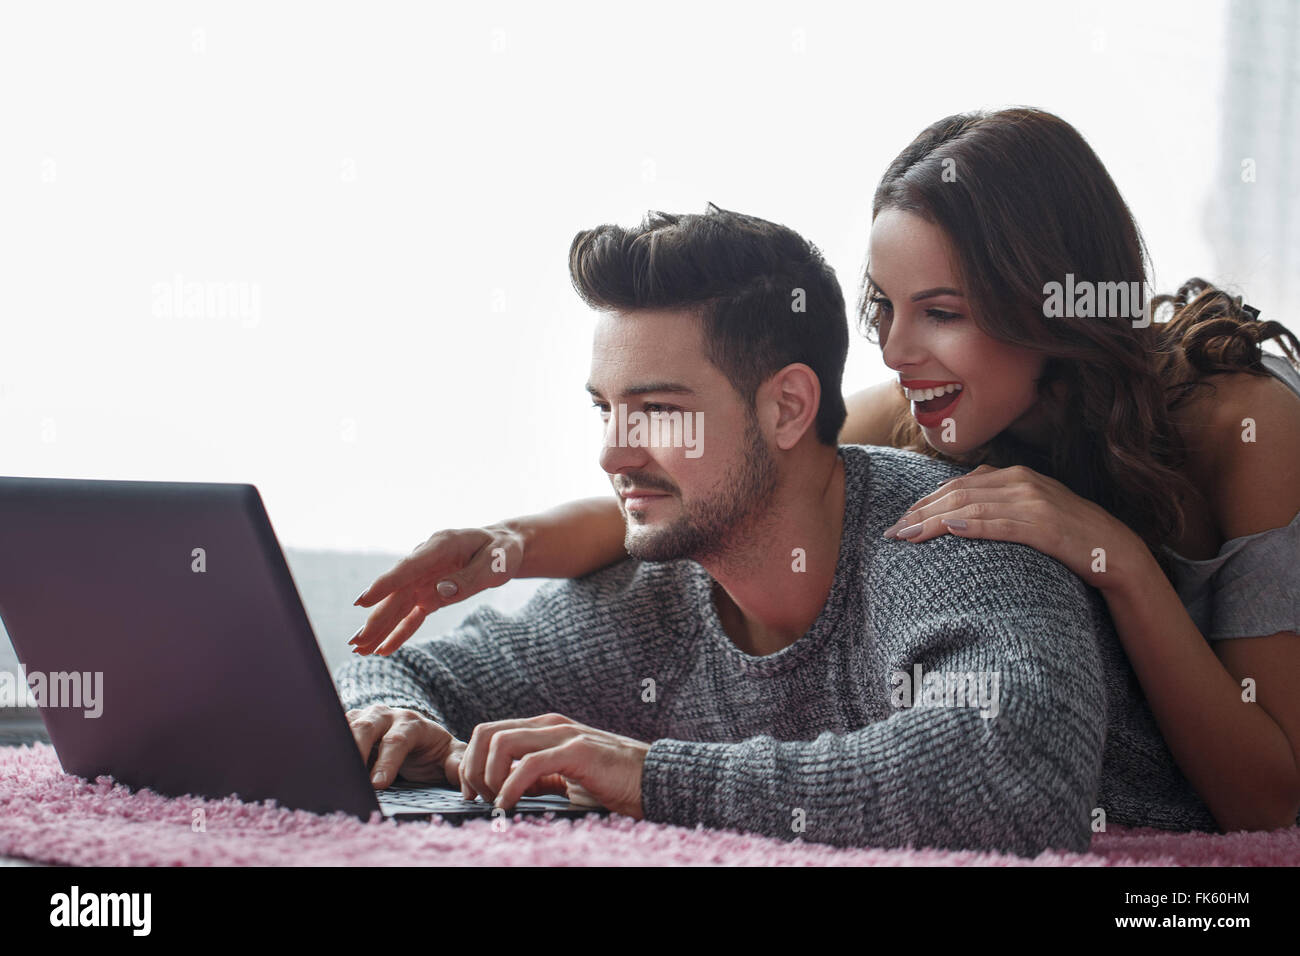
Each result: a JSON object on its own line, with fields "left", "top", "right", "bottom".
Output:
{"left": 334, "top": 444, "right": 1219, "bottom": 856}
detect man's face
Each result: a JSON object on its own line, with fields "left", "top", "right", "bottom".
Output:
{"left": 587, "top": 308, "right": 778, "bottom": 563}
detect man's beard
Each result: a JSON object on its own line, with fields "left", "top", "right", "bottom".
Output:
{"left": 622, "top": 421, "right": 778, "bottom": 564}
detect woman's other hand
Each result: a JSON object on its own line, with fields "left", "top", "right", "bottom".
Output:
{"left": 881, "top": 463, "right": 1149, "bottom": 592}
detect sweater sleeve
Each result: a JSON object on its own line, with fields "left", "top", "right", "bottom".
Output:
{"left": 332, "top": 592, "right": 562, "bottom": 741}
{"left": 639, "top": 541, "right": 1110, "bottom": 856}
{"left": 331, "top": 561, "right": 663, "bottom": 741}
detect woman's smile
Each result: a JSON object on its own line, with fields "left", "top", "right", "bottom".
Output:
{"left": 901, "top": 379, "right": 965, "bottom": 428}
{"left": 910, "top": 387, "right": 964, "bottom": 428}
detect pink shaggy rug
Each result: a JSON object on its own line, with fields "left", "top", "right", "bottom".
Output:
{"left": 1, "top": 743, "right": 1296, "bottom": 866}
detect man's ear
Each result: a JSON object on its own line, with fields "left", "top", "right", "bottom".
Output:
{"left": 759, "top": 363, "right": 822, "bottom": 451}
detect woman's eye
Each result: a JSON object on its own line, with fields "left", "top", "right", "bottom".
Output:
{"left": 870, "top": 296, "right": 957, "bottom": 323}
{"left": 592, "top": 402, "right": 609, "bottom": 415}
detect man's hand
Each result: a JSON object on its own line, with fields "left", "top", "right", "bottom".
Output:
{"left": 346, "top": 704, "right": 466, "bottom": 790}
{"left": 459, "top": 713, "right": 650, "bottom": 819}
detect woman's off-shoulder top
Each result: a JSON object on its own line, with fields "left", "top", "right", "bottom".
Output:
{"left": 1164, "top": 352, "right": 1300, "bottom": 641}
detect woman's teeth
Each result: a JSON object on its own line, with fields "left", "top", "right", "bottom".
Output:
{"left": 904, "top": 383, "right": 963, "bottom": 402}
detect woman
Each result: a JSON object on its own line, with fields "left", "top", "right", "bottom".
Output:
{"left": 351, "top": 108, "right": 1300, "bottom": 833}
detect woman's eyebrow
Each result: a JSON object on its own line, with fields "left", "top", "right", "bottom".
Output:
{"left": 911, "top": 287, "right": 965, "bottom": 301}
{"left": 865, "top": 272, "right": 964, "bottom": 301}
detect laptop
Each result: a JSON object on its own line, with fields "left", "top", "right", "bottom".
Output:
{"left": 0, "top": 475, "right": 606, "bottom": 824}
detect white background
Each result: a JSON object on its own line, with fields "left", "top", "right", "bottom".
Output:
{"left": 0, "top": 0, "right": 1248, "bottom": 553}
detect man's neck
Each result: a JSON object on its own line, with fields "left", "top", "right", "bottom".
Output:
{"left": 700, "top": 448, "right": 846, "bottom": 657}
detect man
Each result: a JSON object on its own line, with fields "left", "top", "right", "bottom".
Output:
{"left": 333, "top": 204, "right": 1215, "bottom": 854}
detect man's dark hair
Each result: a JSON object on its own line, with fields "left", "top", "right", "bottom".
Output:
{"left": 568, "top": 203, "right": 849, "bottom": 445}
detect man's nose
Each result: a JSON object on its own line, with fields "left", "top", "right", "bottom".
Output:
{"left": 598, "top": 404, "right": 652, "bottom": 476}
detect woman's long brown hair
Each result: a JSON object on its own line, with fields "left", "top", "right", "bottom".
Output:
{"left": 858, "top": 107, "right": 1300, "bottom": 575}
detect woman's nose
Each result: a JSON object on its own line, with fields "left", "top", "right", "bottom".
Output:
{"left": 880, "top": 313, "right": 925, "bottom": 370}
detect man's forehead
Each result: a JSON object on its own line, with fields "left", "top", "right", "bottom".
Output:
{"left": 589, "top": 308, "right": 709, "bottom": 394}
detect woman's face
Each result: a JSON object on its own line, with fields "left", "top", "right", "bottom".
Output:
{"left": 867, "top": 208, "right": 1048, "bottom": 455}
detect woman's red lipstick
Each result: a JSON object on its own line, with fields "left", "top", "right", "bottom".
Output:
{"left": 901, "top": 380, "right": 964, "bottom": 428}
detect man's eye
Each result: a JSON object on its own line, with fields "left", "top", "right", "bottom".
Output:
{"left": 591, "top": 402, "right": 677, "bottom": 414}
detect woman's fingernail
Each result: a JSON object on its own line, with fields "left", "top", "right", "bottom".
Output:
{"left": 896, "top": 524, "right": 922, "bottom": 538}
{"left": 348, "top": 626, "right": 363, "bottom": 644}
{"left": 372, "top": 771, "right": 386, "bottom": 785}
{"left": 942, "top": 518, "right": 968, "bottom": 529}
{"left": 353, "top": 589, "right": 368, "bottom": 605}
{"left": 437, "top": 581, "right": 458, "bottom": 598}
{"left": 883, "top": 515, "right": 913, "bottom": 538}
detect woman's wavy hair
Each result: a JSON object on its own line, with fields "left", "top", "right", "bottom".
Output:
{"left": 858, "top": 107, "right": 1300, "bottom": 573}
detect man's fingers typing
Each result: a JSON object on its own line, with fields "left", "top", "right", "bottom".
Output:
{"left": 483, "top": 726, "right": 577, "bottom": 796}
{"left": 368, "top": 727, "right": 417, "bottom": 788}
{"left": 345, "top": 705, "right": 393, "bottom": 765}
{"left": 460, "top": 714, "right": 572, "bottom": 801}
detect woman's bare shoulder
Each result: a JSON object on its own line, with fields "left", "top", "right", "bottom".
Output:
{"left": 1174, "top": 367, "right": 1300, "bottom": 539}
{"left": 1174, "top": 367, "right": 1298, "bottom": 446}
{"left": 840, "top": 378, "right": 907, "bottom": 447}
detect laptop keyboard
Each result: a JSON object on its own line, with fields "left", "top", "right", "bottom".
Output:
{"left": 380, "top": 782, "right": 488, "bottom": 811}
{"left": 379, "top": 781, "right": 590, "bottom": 812}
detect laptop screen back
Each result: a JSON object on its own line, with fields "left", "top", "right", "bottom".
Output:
{"left": 0, "top": 476, "right": 378, "bottom": 819}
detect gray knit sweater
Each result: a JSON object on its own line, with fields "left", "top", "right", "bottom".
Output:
{"left": 334, "top": 443, "right": 1217, "bottom": 855}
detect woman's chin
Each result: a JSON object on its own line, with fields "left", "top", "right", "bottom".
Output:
{"left": 920, "top": 429, "right": 977, "bottom": 457}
